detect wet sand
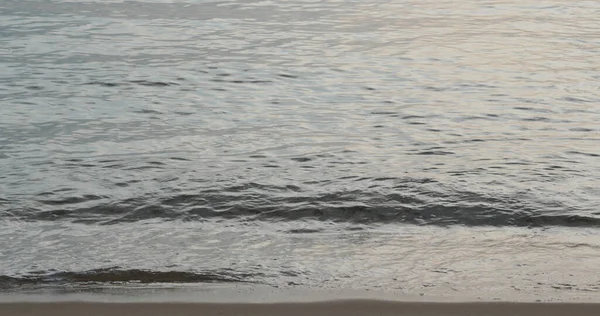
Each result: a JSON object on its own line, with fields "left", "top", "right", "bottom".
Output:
{"left": 2, "top": 301, "right": 600, "bottom": 316}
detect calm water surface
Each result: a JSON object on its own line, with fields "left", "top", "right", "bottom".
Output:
{"left": 1, "top": 0, "right": 600, "bottom": 299}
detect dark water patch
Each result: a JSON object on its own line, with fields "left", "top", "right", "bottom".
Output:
{"left": 285, "top": 228, "right": 324, "bottom": 234}
{"left": 291, "top": 157, "right": 312, "bottom": 162}
{"left": 223, "top": 182, "right": 295, "bottom": 193}
{"left": 148, "top": 161, "right": 166, "bottom": 165}
{"left": 464, "top": 138, "right": 486, "bottom": 143}
{"left": 174, "top": 111, "right": 195, "bottom": 116}
{"left": 336, "top": 176, "right": 358, "bottom": 180}
{"left": 84, "top": 81, "right": 120, "bottom": 87}
{"left": 424, "top": 86, "right": 445, "bottom": 92}
{"left": 129, "top": 80, "right": 178, "bottom": 87}
{"left": 513, "top": 106, "right": 555, "bottom": 113}
{"left": 133, "top": 109, "right": 163, "bottom": 114}
{"left": 279, "top": 271, "right": 301, "bottom": 277}
{"left": 97, "top": 159, "right": 120, "bottom": 163}
{"left": 232, "top": 80, "right": 272, "bottom": 84}
{"left": 517, "top": 214, "right": 600, "bottom": 227}
{"left": 102, "top": 163, "right": 125, "bottom": 169}
{"left": 373, "top": 177, "right": 396, "bottom": 181}
{"left": 123, "top": 165, "right": 165, "bottom": 171}
{"left": 411, "top": 151, "right": 455, "bottom": 156}
{"left": 569, "top": 127, "right": 595, "bottom": 132}
{"left": 36, "top": 188, "right": 74, "bottom": 196}
{"left": 65, "top": 158, "right": 84, "bottom": 162}
{"left": 459, "top": 115, "right": 497, "bottom": 121}
{"left": 38, "top": 194, "right": 105, "bottom": 206}
{"left": 345, "top": 226, "right": 365, "bottom": 231}
{"left": 566, "top": 151, "right": 599, "bottom": 157}
{"left": 503, "top": 161, "right": 533, "bottom": 165}
{"left": 563, "top": 96, "right": 590, "bottom": 103}
{"left": 522, "top": 116, "right": 552, "bottom": 122}
{"left": 0, "top": 268, "right": 259, "bottom": 289}
{"left": 278, "top": 74, "right": 298, "bottom": 79}
{"left": 68, "top": 163, "right": 97, "bottom": 168}
{"left": 170, "top": 157, "right": 191, "bottom": 161}
{"left": 371, "top": 111, "right": 396, "bottom": 115}
{"left": 211, "top": 79, "right": 272, "bottom": 84}
{"left": 285, "top": 185, "right": 301, "bottom": 192}
{"left": 36, "top": 191, "right": 57, "bottom": 197}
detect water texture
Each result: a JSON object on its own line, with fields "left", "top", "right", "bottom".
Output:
{"left": 1, "top": 0, "right": 600, "bottom": 296}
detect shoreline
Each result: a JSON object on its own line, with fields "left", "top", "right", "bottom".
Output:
{"left": 2, "top": 285, "right": 600, "bottom": 316}
{"left": 3, "top": 300, "right": 600, "bottom": 316}
{"left": 2, "top": 282, "right": 599, "bottom": 304}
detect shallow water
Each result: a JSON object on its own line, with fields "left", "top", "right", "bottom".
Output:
{"left": 1, "top": 0, "right": 600, "bottom": 298}
{"left": 2, "top": 220, "right": 600, "bottom": 301}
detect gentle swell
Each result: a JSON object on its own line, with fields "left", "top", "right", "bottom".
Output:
{"left": 3, "top": 180, "right": 600, "bottom": 228}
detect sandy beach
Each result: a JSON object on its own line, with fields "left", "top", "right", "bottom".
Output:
{"left": 2, "top": 301, "right": 600, "bottom": 316}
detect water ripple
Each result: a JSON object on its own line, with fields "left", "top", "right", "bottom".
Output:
{"left": 2, "top": 0, "right": 600, "bottom": 294}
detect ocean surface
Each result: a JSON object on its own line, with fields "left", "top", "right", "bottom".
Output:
{"left": 1, "top": 0, "right": 600, "bottom": 300}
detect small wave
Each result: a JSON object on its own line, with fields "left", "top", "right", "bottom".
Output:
{"left": 4, "top": 180, "right": 600, "bottom": 228}
{"left": 2, "top": 168, "right": 598, "bottom": 227}
{"left": 411, "top": 151, "right": 455, "bottom": 156}
{"left": 83, "top": 80, "right": 179, "bottom": 87}
{"left": 38, "top": 195, "right": 105, "bottom": 206}
{"left": 0, "top": 268, "right": 260, "bottom": 289}
{"left": 128, "top": 80, "right": 178, "bottom": 87}
{"left": 210, "top": 79, "right": 272, "bottom": 84}
{"left": 83, "top": 81, "right": 120, "bottom": 87}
